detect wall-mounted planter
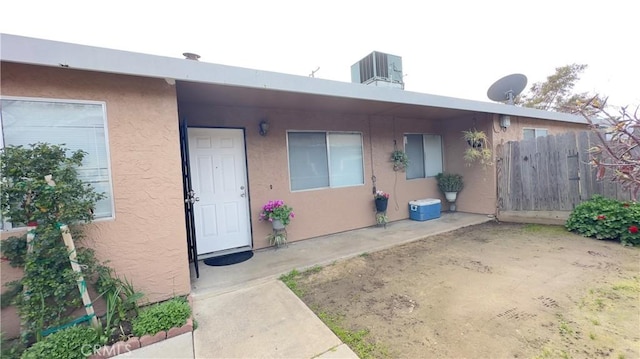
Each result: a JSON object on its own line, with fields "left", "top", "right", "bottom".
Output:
{"left": 391, "top": 150, "right": 409, "bottom": 171}
{"left": 462, "top": 129, "right": 493, "bottom": 167}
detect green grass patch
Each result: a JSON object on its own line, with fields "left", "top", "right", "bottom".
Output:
{"left": 522, "top": 223, "right": 568, "bottom": 235}
{"left": 316, "top": 311, "right": 389, "bottom": 359}
{"left": 581, "top": 278, "right": 640, "bottom": 313}
{"left": 533, "top": 347, "right": 568, "bottom": 359}
{"left": 611, "top": 278, "right": 640, "bottom": 293}
{"left": 279, "top": 266, "right": 323, "bottom": 297}
{"left": 558, "top": 320, "right": 574, "bottom": 336}
{"left": 306, "top": 265, "right": 323, "bottom": 274}
{"left": 279, "top": 269, "right": 303, "bottom": 296}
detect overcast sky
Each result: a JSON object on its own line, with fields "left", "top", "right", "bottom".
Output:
{"left": 2, "top": 0, "right": 638, "bottom": 108}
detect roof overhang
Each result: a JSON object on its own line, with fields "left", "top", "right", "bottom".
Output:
{"left": 0, "top": 33, "right": 587, "bottom": 124}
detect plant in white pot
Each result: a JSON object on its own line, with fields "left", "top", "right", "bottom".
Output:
{"left": 435, "top": 172, "right": 464, "bottom": 211}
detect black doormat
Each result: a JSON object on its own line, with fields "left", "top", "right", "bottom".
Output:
{"left": 203, "top": 251, "right": 254, "bottom": 267}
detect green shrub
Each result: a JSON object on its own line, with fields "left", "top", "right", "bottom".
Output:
{"left": 0, "top": 144, "right": 106, "bottom": 341}
{"left": 132, "top": 297, "right": 191, "bottom": 337}
{"left": 566, "top": 195, "right": 640, "bottom": 246}
{"left": 20, "top": 325, "right": 100, "bottom": 359}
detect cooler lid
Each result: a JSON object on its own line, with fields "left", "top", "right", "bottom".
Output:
{"left": 409, "top": 198, "right": 441, "bottom": 206}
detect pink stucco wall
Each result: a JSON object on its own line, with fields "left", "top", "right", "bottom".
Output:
{"left": 181, "top": 104, "right": 497, "bottom": 249}
{"left": 1, "top": 63, "right": 191, "bottom": 338}
{"left": 0, "top": 61, "right": 587, "bottom": 338}
{"left": 182, "top": 104, "right": 588, "bottom": 249}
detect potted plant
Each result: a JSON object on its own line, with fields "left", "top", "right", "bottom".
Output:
{"left": 259, "top": 200, "right": 294, "bottom": 230}
{"left": 374, "top": 190, "right": 390, "bottom": 212}
{"left": 462, "top": 129, "right": 493, "bottom": 167}
{"left": 373, "top": 190, "right": 390, "bottom": 227}
{"left": 435, "top": 172, "right": 464, "bottom": 211}
{"left": 391, "top": 150, "right": 409, "bottom": 171}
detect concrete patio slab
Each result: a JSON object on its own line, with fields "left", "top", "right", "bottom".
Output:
{"left": 192, "top": 280, "right": 347, "bottom": 358}
{"left": 113, "top": 332, "right": 193, "bottom": 358}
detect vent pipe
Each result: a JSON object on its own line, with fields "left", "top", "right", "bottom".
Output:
{"left": 183, "top": 52, "right": 201, "bottom": 61}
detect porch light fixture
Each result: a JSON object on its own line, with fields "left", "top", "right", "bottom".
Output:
{"left": 259, "top": 119, "right": 270, "bottom": 136}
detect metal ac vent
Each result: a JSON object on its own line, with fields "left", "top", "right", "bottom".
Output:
{"left": 351, "top": 51, "right": 404, "bottom": 89}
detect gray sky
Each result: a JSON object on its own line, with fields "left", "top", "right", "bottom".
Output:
{"left": 2, "top": 0, "right": 638, "bottom": 108}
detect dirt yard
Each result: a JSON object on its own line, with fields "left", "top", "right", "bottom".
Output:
{"left": 294, "top": 222, "right": 640, "bottom": 359}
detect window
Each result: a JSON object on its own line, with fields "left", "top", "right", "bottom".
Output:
{"left": 405, "top": 134, "right": 443, "bottom": 179}
{"left": 523, "top": 128, "right": 548, "bottom": 140}
{"left": 287, "top": 132, "right": 364, "bottom": 191}
{"left": 1, "top": 97, "right": 114, "bottom": 220}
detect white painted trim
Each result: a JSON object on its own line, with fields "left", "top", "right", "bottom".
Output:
{"left": 0, "top": 96, "right": 116, "bottom": 223}
{"left": 1, "top": 33, "right": 587, "bottom": 125}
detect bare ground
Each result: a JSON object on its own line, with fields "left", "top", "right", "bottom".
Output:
{"left": 294, "top": 222, "right": 640, "bottom": 359}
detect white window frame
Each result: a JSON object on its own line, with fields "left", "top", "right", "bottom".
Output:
{"left": 1, "top": 96, "right": 115, "bottom": 230}
{"left": 286, "top": 131, "right": 365, "bottom": 192}
{"left": 404, "top": 133, "right": 443, "bottom": 180}
{"left": 523, "top": 128, "right": 548, "bottom": 139}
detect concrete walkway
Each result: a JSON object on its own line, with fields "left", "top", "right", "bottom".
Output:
{"left": 117, "top": 212, "right": 492, "bottom": 358}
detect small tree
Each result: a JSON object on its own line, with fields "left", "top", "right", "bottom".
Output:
{"left": 578, "top": 97, "right": 640, "bottom": 200}
{"left": 0, "top": 143, "right": 105, "bottom": 343}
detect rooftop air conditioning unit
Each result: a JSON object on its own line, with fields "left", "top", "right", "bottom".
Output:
{"left": 351, "top": 51, "right": 404, "bottom": 89}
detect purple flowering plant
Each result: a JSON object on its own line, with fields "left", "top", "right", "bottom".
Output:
{"left": 259, "top": 200, "right": 295, "bottom": 226}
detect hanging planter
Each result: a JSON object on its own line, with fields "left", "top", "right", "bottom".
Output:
{"left": 375, "top": 198, "right": 388, "bottom": 212}
{"left": 391, "top": 150, "right": 409, "bottom": 172}
{"left": 373, "top": 190, "right": 390, "bottom": 227}
{"left": 462, "top": 129, "right": 493, "bottom": 167}
{"left": 374, "top": 190, "right": 389, "bottom": 212}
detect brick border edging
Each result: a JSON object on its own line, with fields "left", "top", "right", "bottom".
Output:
{"left": 89, "top": 295, "right": 194, "bottom": 359}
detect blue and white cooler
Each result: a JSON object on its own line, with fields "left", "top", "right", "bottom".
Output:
{"left": 409, "top": 198, "right": 441, "bottom": 221}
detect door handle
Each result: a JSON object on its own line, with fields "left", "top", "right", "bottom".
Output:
{"left": 185, "top": 190, "right": 199, "bottom": 204}
{"left": 240, "top": 185, "right": 246, "bottom": 197}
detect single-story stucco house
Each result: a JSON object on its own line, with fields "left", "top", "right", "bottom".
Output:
{"left": 0, "top": 33, "right": 588, "bottom": 337}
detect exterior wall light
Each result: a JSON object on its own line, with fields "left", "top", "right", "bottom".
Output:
{"left": 499, "top": 114, "right": 511, "bottom": 129}
{"left": 259, "top": 120, "right": 270, "bottom": 136}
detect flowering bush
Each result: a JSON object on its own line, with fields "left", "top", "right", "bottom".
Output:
{"left": 374, "top": 190, "right": 390, "bottom": 200}
{"left": 259, "top": 200, "right": 294, "bottom": 226}
{"left": 566, "top": 195, "right": 640, "bottom": 246}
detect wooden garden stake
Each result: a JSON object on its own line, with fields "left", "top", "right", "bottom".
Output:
{"left": 20, "top": 225, "right": 37, "bottom": 338}
{"left": 60, "top": 224, "right": 100, "bottom": 329}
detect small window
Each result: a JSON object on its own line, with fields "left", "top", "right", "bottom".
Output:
{"left": 1, "top": 97, "right": 114, "bottom": 221}
{"left": 405, "top": 134, "right": 443, "bottom": 179}
{"left": 523, "top": 128, "right": 548, "bottom": 140}
{"left": 287, "top": 132, "right": 364, "bottom": 191}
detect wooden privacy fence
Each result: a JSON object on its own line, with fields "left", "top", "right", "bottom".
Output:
{"left": 497, "top": 131, "right": 632, "bottom": 213}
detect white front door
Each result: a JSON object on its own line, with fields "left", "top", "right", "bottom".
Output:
{"left": 188, "top": 128, "right": 251, "bottom": 256}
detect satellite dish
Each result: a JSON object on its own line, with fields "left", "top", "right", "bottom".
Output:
{"left": 487, "top": 73, "right": 527, "bottom": 105}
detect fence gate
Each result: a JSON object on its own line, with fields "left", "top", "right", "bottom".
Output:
{"left": 497, "top": 131, "right": 631, "bottom": 213}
